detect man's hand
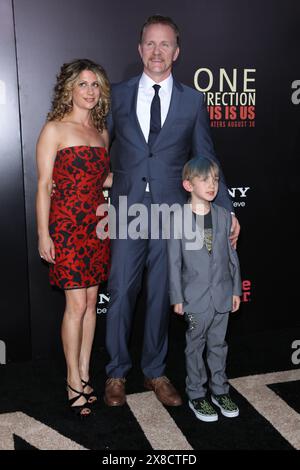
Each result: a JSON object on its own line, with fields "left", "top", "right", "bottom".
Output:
{"left": 103, "top": 172, "right": 113, "bottom": 188}
{"left": 174, "top": 303, "right": 184, "bottom": 315}
{"left": 231, "top": 295, "right": 240, "bottom": 313}
{"left": 229, "top": 215, "right": 240, "bottom": 249}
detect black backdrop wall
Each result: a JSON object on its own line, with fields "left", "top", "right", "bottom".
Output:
{"left": 0, "top": 0, "right": 299, "bottom": 362}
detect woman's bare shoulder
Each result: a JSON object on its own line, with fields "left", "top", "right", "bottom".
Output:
{"left": 40, "top": 120, "right": 62, "bottom": 136}
{"left": 40, "top": 120, "right": 72, "bottom": 141}
{"left": 37, "top": 121, "right": 64, "bottom": 150}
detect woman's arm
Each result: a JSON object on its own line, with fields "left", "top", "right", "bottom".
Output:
{"left": 36, "top": 122, "right": 59, "bottom": 263}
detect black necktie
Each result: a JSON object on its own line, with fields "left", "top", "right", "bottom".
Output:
{"left": 148, "top": 84, "right": 161, "bottom": 147}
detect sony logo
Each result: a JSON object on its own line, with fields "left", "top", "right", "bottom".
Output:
{"left": 228, "top": 187, "right": 250, "bottom": 198}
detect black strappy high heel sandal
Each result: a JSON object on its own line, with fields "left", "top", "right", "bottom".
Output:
{"left": 81, "top": 379, "right": 97, "bottom": 404}
{"left": 67, "top": 383, "right": 92, "bottom": 417}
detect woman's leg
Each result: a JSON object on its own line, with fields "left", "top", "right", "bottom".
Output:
{"left": 62, "top": 288, "right": 88, "bottom": 408}
{"left": 79, "top": 285, "right": 99, "bottom": 391}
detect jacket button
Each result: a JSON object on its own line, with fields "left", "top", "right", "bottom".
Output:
{"left": 149, "top": 153, "right": 153, "bottom": 158}
{"left": 142, "top": 177, "right": 147, "bottom": 182}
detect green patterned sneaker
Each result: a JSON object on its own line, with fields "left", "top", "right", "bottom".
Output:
{"left": 211, "top": 394, "right": 239, "bottom": 418}
{"left": 189, "top": 398, "right": 218, "bottom": 422}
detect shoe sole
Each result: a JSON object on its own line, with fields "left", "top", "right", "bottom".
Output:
{"left": 188, "top": 400, "right": 218, "bottom": 422}
{"left": 211, "top": 396, "right": 239, "bottom": 418}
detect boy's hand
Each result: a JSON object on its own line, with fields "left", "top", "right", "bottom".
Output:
{"left": 231, "top": 295, "right": 240, "bottom": 313}
{"left": 174, "top": 303, "right": 184, "bottom": 315}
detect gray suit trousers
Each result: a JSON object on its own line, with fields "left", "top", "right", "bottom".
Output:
{"left": 185, "top": 301, "right": 229, "bottom": 399}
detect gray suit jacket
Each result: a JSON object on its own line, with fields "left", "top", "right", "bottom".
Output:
{"left": 167, "top": 203, "right": 242, "bottom": 314}
{"left": 107, "top": 75, "right": 233, "bottom": 211}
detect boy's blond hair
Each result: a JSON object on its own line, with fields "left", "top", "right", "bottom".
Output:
{"left": 182, "top": 157, "right": 219, "bottom": 181}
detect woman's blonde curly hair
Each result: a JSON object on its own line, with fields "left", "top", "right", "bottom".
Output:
{"left": 47, "top": 59, "right": 110, "bottom": 132}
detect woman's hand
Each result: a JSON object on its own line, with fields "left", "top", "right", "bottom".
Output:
{"left": 38, "top": 234, "right": 56, "bottom": 264}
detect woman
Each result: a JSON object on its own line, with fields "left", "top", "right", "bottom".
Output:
{"left": 36, "top": 59, "right": 112, "bottom": 417}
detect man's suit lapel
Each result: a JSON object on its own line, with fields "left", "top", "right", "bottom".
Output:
{"left": 127, "top": 76, "right": 148, "bottom": 149}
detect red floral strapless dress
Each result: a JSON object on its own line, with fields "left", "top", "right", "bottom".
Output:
{"left": 49, "top": 146, "right": 110, "bottom": 289}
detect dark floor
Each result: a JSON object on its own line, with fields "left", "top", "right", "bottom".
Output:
{"left": 0, "top": 314, "right": 299, "bottom": 452}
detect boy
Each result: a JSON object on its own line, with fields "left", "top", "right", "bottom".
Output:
{"left": 167, "top": 157, "right": 242, "bottom": 422}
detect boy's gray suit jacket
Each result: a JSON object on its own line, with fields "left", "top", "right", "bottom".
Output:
{"left": 167, "top": 203, "right": 242, "bottom": 314}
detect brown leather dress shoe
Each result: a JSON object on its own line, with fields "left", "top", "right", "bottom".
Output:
{"left": 144, "top": 376, "right": 182, "bottom": 406}
{"left": 104, "top": 378, "right": 126, "bottom": 406}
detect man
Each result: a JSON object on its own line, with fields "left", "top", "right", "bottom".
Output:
{"left": 105, "top": 15, "right": 240, "bottom": 407}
